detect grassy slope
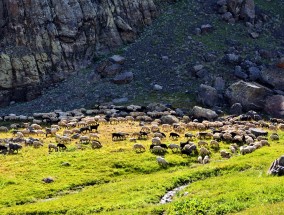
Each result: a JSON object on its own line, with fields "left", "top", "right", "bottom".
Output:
{"left": 0, "top": 121, "right": 284, "bottom": 214}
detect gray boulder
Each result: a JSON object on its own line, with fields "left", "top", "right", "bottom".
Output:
{"left": 249, "top": 128, "right": 268, "bottom": 137}
{"left": 234, "top": 66, "right": 248, "bottom": 80}
{"left": 265, "top": 95, "right": 284, "bottom": 117}
{"left": 109, "top": 55, "right": 126, "bottom": 65}
{"left": 192, "top": 106, "right": 218, "bottom": 121}
{"left": 225, "top": 81, "right": 272, "bottom": 111}
{"left": 268, "top": 156, "right": 284, "bottom": 176}
{"left": 230, "top": 103, "right": 243, "bottom": 115}
{"left": 160, "top": 115, "right": 180, "bottom": 125}
{"left": 248, "top": 67, "right": 261, "bottom": 81}
{"left": 197, "top": 84, "right": 219, "bottom": 107}
{"left": 112, "top": 71, "right": 134, "bottom": 85}
{"left": 260, "top": 67, "right": 284, "bottom": 91}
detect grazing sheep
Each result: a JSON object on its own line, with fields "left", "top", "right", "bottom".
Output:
{"left": 151, "top": 125, "right": 160, "bottom": 133}
{"left": 168, "top": 143, "right": 180, "bottom": 152}
{"left": 197, "top": 156, "right": 203, "bottom": 164}
{"left": 260, "top": 140, "right": 270, "bottom": 147}
{"left": 0, "top": 145, "right": 8, "bottom": 154}
{"left": 48, "top": 143, "right": 58, "bottom": 152}
{"left": 200, "top": 147, "right": 210, "bottom": 158}
{"left": 133, "top": 143, "right": 146, "bottom": 152}
{"left": 16, "top": 132, "right": 24, "bottom": 139}
{"left": 240, "top": 145, "right": 256, "bottom": 155}
{"left": 80, "top": 136, "right": 90, "bottom": 143}
{"left": 90, "top": 124, "right": 99, "bottom": 132}
{"left": 140, "top": 126, "right": 151, "bottom": 133}
{"left": 222, "top": 133, "right": 233, "bottom": 142}
{"left": 89, "top": 133, "right": 99, "bottom": 140}
{"left": 185, "top": 133, "right": 195, "bottom": 140}
{"left": 203, "top": 155, "right": 210, "bottom": 164}
{"left": 270, "top": 133, "right": 279, "bottom": 141}
{"left": 31, "top": 124, "right": 42, "bottom": 130}
{"left": 213, "top": 133, "right": 222, "bottom": 141}
{"left": 162, "top": 124, "right": 172, "bottom": 132}
{"left": 0, "top": 126, "right": 9, "bottom": 132}
{"left": 156, "top": 156, "right": 168, "bottom": 167}
{"left": 210, "top": 140, "right": 219, "bottom": 149}
{"left": 45, "top": 128, "right": 58, "bottom": 137}
{"left": 129, "top": 138, "right": 137, "bottom": 142}
{"left": 257, "top": 136, "right": 268, "bottom": 141}
{"left": 153, "top": 132, "right": 166, "bottom": 139}
{"left": 152, "top": 146, "right": 167, "bottom": 154}
{"left": 220, "top": 150, "right": 231, "bottom": 158}
{"left": 181, "top": 144, "right": 197, "bottom": 156}
{"left": 152, "top": 137, "right": 161, "bottom": 145}
{"left": 8, "top": 143, "right": 22, "bottom": 153}
{"left": 57, "top": 143, "right": 67, "bottom": 151}
{"left": 169, "top": 132, "right": 180, "bottom": 139}
{"left": 112, "top": 132, "right": 128, "bottom": 141}
{"left": 33, "top": 141, "right": 44, "bottom": 148}
{"left": 174, "top": 125, "right": 185, "bottom": 133}
{"left": 90, "top": 140, "right": 102, "bottom": 149}
{"left": 198, "top": 141, "right": 208, "bottom": 148}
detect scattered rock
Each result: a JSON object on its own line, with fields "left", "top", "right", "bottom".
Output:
{"left": 102, "top": 64, "right": 123, "bottom": 78}
{"left": 193, "top": 64, "right": 204, "bottom": 72}
{"left": 226, "top": 53, "right": 240, "bottom": 64}
{"left": 264, "top": 95, "right": 284, "bottom": 117}
{"left": 160, "top": 115, "right": 180, "bottom": 125}
{"left": 153, "top": 84, "right": 163, "bottom": 91}
{"left": 192, "top": 106, "right": 218, "bottom": 121}
{"left": 234, "top": 66, "right": 248, "bottom": 79}
{"left": 250, "top": 32, "right": 259, "bottom": 39}
{"left": 200, "top": 24, "right": 213, "bottom": 34}
{"left": 112, "top": 97, "right": 129, "bottom": 104}
{"left": 268, "top": 155, "right": 284, "bottom": 176}
{"left": 197, "top": 84, "right": 219, "bottom": 107}
{"left": 248, "top": 66, "right": 261, "bottom": 81}
{"left": 112, "top": 71, "right": 134, "bottom": 85}
{"left": 230, "top": 103, "right": 243, "bottom": 115}
{"left": 109, "top": 55, "right": 126, "bottom": 65}
{"left": 42, "top": 177, "right": 54, "bottom": 183}
{"left": 249, "top": 128, "right": 268, "bottom": 137}
{"left": 225, "top": 81, "right": 273, "bottom": 111}
{"left": 260, "top": 67, "right": 284, "bottom": 91}
{"left": 214, "top": 77, "right": 225, "bottom": 92}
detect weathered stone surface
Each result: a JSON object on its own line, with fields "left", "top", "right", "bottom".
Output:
{"left": 225, "top": 81, "right": 273, "bottom": 111}
{"left": 265, "top": 95, "right": 284, "bottom": 117}
{"left": 0, "top": 0, "right": 158, "bottom": 104}
{"left": 230, "top": 103, "right": 243, "bottom": 115}
{"left": 109, "top": 55, "right": 126, "bottom": 65}
{"left": 192, "top": 106, "right": 218, "bottom": 121}
{"left": 160, "top": 115, "right": 179, "bottom": 125}
{"left": 112, "top": 71, "right": 134, "bottom": 85}
{"left": 197, "top": 84, "right": 219, "bottom": 107}
{"left": 268, "top": 156, "right": 284, "bottom": 176}
{"left": 260, "top": 67, "right": 284, "bottom": 91}
{"left": 249, "top": 128, "right": 268, "bottom": 137}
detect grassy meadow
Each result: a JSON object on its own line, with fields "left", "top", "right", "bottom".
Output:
{"left": 0, "top": 120, "right": 284, "bottom": 214}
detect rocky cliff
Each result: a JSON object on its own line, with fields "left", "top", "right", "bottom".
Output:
{"left": 0, "top": 0, "right": 158, "bottom": 106}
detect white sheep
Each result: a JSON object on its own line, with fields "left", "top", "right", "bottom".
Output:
{"left": 210, "top": 140, "right": 219, "bottom": 149}
{"left": 152, "top": 146, "right": 166, "bottom": 154}
{"left": 197, "top": 156, "right": 203, "bottom": 164}
{"left": 203, "top": 155, "right": 210, "bottom": 164}
{"left": 91, "top": 140, "right": 102, "bottom": 149}
{"left": 133, "top": 143, "right": 146, "bottom": 152}
{"left": 156, "top": 156, "right": 168, "bottom": 167}
{"left": 220, "top": 150, "right": 231, "bottom": 158}
{"left": 168, "top": 143, "right": 180, "bottom": 152}
{"left": 152, "top": 137, "right": 161, "bottom": 145}
{"left": 198, "top": 141, "right": 208, "bottom": 148}
{"left": 0, "top": 126, "right": 9, "bottom": 132}
{"left": 33, "top": 141, "right": 44, "bottom": 148}
{"left": 270, "top": 133, "right": 279, "bottom": 141}
{"left": 200, "top": 147, "right": 210, "bottom": 158}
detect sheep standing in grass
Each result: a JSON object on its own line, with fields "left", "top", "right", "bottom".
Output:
{"left": 210, "top": 140, "right": 219, "bottom": 149}
{"left": 33, "top": 141, "right": 43, "bottom": 148}
{"left": 200, "top": 147, "right": 210, "bottom": 158}
{"left": 168, "top": 143, "right": 180, "bottom": 152}
{"left": 220, "top": 150, "right": 231, "bottom": 158}
{"left": 91, "top": 140, "right": 102, "bottom": 149}
{"left": 48, "top": 143, "right": 58, "bottom": 152}
{"left": 197, "top": 156, "right": 203, "bottom": 164}
{"left": 152, "top": 137, "right": 161, "bottom": 145}
{"left": 156, "top": 156, "right": 168, "bottom": 167}
{"left": 270, "top": 133, "right": 279, "bottom": 141}
{"left": 133, "top": 143, "right": 146, "bottom": 152}
{"left": 203, "top": 155, "right": 210, "bottom": 164}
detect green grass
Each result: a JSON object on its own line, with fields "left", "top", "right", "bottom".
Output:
{"left": 0, "top": 120, "right": 284, "bottom": 214}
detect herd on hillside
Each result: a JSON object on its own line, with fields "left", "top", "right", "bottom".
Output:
{"left": 0, "top": 114, "right": 283, "bottom": 167}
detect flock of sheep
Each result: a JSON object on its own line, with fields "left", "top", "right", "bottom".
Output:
{"left": 0, "top": 112, "right": 283, "bottom": 168}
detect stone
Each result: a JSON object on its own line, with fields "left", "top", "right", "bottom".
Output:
{"left": 225, "top": 81, "right": 273, "bottom": 111}
{"left": 194, "top": 28, "right": 201, "bottom": 35}
{"left": 240, "top": 0, "right": 255, "bottom": 21}
{"left": 234, "top": 66, "right": 248, "bottom": 79}
{"left": 109, "top": 55, "right": 126, "bottom": 65}
{"left": 226, "top": 53, "right": 240, "bottom": 64}
{"left": 260, "top": 67, "right": 284, "bottom": 91}
{"left": 264, "top": 95, "right": 284, "bottom": 117}
{"left": 153, "top": 84, "right": 163, "bottom": 91}
{"left": 250, "top": 32, "right": 259, "bottom": 39}
{"left": 160, "top": 115, "right": 180, "bottom": 125}
{"left": 192, "top": 106, "right": 218, "bottom": 121}
{"left": 222, "top": 12, "right": 233, "bottom": 21}
{"left": 193, "top": 64, "right": 204, "bottom": 72}
{"left": 197, "top": 84, "right": 219, "bottom": 107}
{"left": 230, "top": 103, "right": 243, "bottom": 115}
{"left": 42, "top": 177, "right": 54, "bottom": 183}
{"left": 102, "top": 64, "right": 123, "bottom": 77}
{"left": 0, "top": 54, "right": 13, "bottom": 89}
{"left": 112, "top": 97, "right": 129, "bottom": 104}
{"left": 268, "top": 156, "right": 284, "bottom": 176}
{"left": 249, "top": 128, "right": 268, "bottom": 137}
{"left": 112, "top": 71, "right": 134, "bottom": 85}
{"left": 276, "top": 57, "right": 284, "bottom": 68}
{"left": 214, "top": 77, "right": 225, "bottom": 92}
{"left": 61, "top": 162, "right": 71, "bottom": 167}
{"left": 248, "top": 66, "right": 261, "bottom": 81}
{"left": 200, "top": 24, "right": 213, "bottom": 34}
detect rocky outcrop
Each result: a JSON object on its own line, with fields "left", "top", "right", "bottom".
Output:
{"left": 265, "top": 95, "right": 284, "bottom": 118}
{"left": 260, "top": 67, "right": 284, "bottom": 91}
{"left": 0, "top": 0, "right": 158, "bottom": 106}
{"left": 225, "top": 81, "right": 272, "bottom": 111}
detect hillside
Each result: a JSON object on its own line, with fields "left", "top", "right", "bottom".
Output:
{"left": 0, "top": 0, "right": 283, "bottom": 117}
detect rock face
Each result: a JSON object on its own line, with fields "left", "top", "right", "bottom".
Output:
{"left": 197, "top": 84, "right": 219, "bottom": 108}
{"left": 265, "top": 95, "right": 284, "bottom": 117}
{"left": 0, "top": 0, "right": 158, "bottom": 105}
{"left": 225, "top": 81, "right": 272, "bottom": 111}
{"left": 268, "top": 156, "right": 284, "bottom": 176}
{"left": 192, "top": 106, "right": 218, "bottom": 121}
{"left": 261, "top": 67, "right": 284, "bottom": 91}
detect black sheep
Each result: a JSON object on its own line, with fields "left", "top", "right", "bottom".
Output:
{"left": 57, "top": 143, "right": 67, "bottom": 151}
{"left": 170, "top": 132, "right": 180, "bottom": 139}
